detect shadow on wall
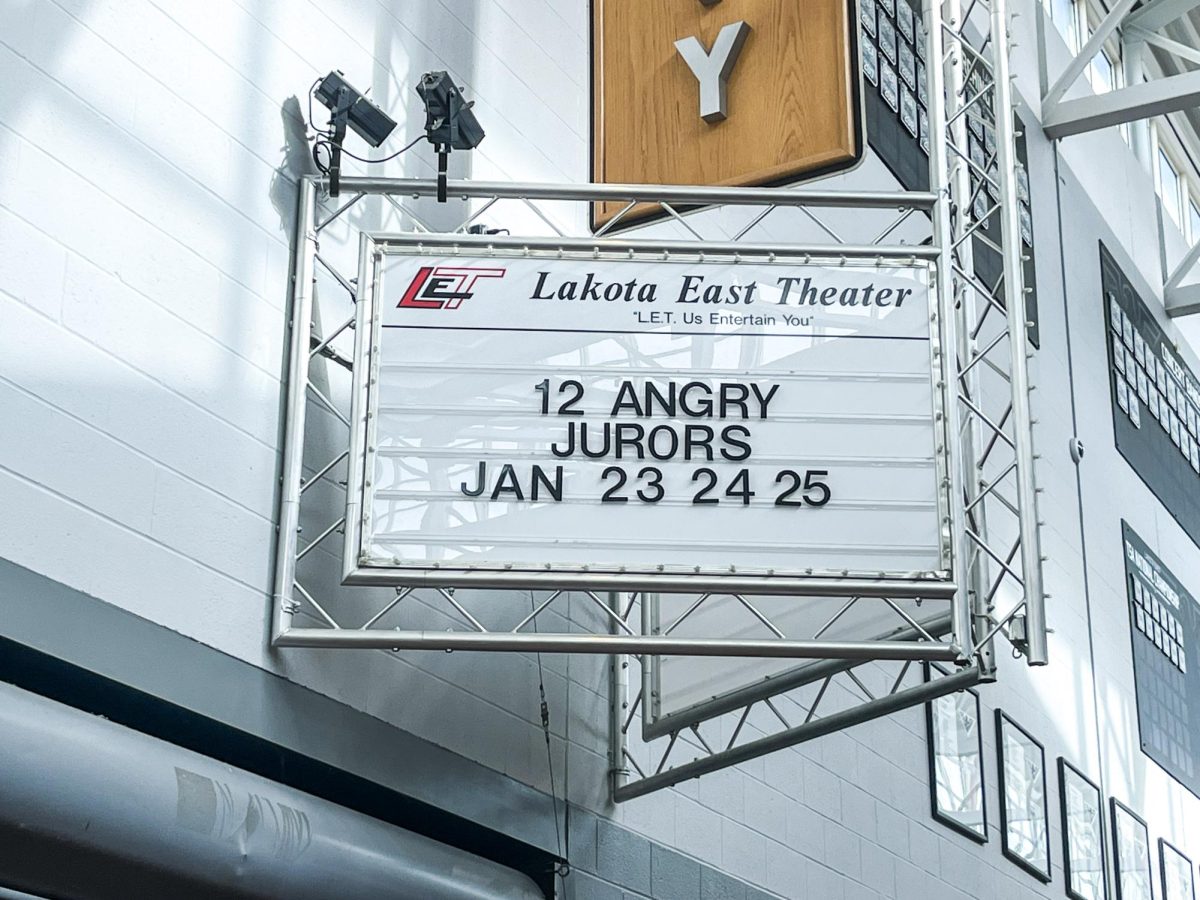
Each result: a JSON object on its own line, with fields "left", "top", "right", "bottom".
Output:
{"left": 270, "top": 95, "right": 321, "bottom": 242}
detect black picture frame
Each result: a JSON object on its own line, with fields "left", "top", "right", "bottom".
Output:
{"left": 996, "top": 710, "right": 1052, "bottom": 882}
{"left": 1111, "top": 798, "right": 1154, "bottom": 900}
{"left": 1160, "top": 839, "right": 1197, "bottom": 900}
{"left": 924, "top": 664, "right": 987, "bottom": 842}
{"left": 1057, "top": 758, "right": 1107, "bottom": 900}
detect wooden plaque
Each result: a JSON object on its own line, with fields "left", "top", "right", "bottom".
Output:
{"left": 591, "top": 0, "right": 863, "bottom": 229}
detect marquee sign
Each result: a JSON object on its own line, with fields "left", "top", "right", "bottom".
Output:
{"left": 343, "top": 239, "right": 951, "bottom": 594}
{"left": 591, "top": 0, "right": 864, "bottom": 228}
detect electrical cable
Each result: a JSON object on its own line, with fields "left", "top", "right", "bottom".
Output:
{"left": 306, "top": 78, "right": 423, "bottom": 175}
{"left": 314, "top": 133, "right": 424, "bottom": 165}
{"left": 529, "top": 590, "right": 571, "bottom": 882}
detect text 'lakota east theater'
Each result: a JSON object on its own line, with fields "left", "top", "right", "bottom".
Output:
{"left": 530, "top": 270, "right": 917, "bottom": 309}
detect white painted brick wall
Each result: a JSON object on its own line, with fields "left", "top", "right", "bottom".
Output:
{"left": 4, "top": 2, "right": 1200, "bottom": 898}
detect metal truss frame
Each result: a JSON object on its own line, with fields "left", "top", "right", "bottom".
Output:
{"left": 608, "top": 0, "right": 1048, "bottom": 800}
{"left": 270, "top": 0, "right": 1044, "bottom": 799}
{"left": 273, "top": 175, "right": 966, "bottom": 661}
{"left": 935, "top": 0, "right": 1047, "bottom": 673}
{"left": 612, "top": 627, "right": 983, "bottom": 802}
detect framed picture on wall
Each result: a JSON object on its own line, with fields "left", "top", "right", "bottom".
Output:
{"left": 996, "top": 711, "right": 1052, "bottom": 881}
{"left": 1111, "top": 799, "right": 1154, "bottom": 900}
{"left": 1058, "top": 759, "right": 1106, "bottom": 900}
{"left": 925, "top": 666, "right": 987, "bottom": 842}
{"left": 1160, "top": 839, "right": 1197, "bottom": 900}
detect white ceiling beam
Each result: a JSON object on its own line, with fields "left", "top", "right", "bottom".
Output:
{"left": 1043, "top": 68, "right": 1200, "bottom": 137}
{"left": 1165, "top": 283, "right": 1200, "bottom": 316}
{"left": 1043, "top": 0, "right": 1141, "bottom": 112}
{"left": 1129, "top": 26, "right": 1200, "bottom": 67}
{"left": 1167, "top": 239, "right": 1200, "bottom": 289}
{"left": 1125, "top": 0, "right": 1200, "bottom": 35}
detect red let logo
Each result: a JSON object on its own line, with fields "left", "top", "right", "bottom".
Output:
{"left": 398, "top": 266, "right": 506, "bottom": 309}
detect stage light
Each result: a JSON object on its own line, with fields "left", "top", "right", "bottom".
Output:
{"left": 312, "top": 71, "right": 400, "bottom": 195}
{"left": 416, "top": 71, "right": 485, "bottom": 202}
{"left": 314, "top": 71, "right": 397, "bottom": 147}
{"left": 416, "top": 71, "right": 485, "bottom": 151}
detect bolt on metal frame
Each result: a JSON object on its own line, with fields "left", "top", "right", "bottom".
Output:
{"left": 269, "top": 0, "right": 1044, "bottom": 799}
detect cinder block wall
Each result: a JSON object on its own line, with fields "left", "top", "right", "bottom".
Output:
{"left": 2, "top": 2, "right": 1198, "bottom": 899}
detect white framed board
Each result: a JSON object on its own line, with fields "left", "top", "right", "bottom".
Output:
{"left": 343, "top": 238, "right": 953, "bottom": 596}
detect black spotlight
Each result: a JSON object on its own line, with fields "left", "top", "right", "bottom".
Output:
{"left": 416, "top": 71, "right": 485, "bottom": 201}
{"left": 314, "top": 71, "right": 398, "bottom": 195}
{"left": 315, "top": 71, "right": 397, "bottom": 146}
{"left": 416, "top": 71, "right": 484, "bottom": 150}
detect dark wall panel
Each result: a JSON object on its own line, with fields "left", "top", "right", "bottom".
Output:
{"left": 1121, "top": 522, "right": 1200, "bottom": 798}
{"left": 1102, "top": 244, "right": 1200, "bottom": 547}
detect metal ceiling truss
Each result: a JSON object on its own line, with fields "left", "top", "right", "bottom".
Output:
{"left": 1036, "top": 0, "right": 1200, "bottom": 316}
{"left": 1032, "top": 0, "right": 1200, "bottom": 309}
{"left": 270, "top": 0, "right": 1043, "bottom": 800}
{"left": 1040, "top": 0, "right": 1200, "bottom": 139}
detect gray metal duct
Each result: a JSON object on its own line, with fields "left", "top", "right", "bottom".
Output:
{"left": 0, "top": 682, "right": 544, "bottom": 900}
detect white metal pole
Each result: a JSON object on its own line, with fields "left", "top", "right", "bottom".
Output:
{"left": 274, "top": 628, "right": 963, "bottom": 659}
{"left": 271, "top": 176, "right": 318, "bottom": 645}
{"left": 926, "top": 0, "right": 976, "bottom": 666}
{"left": 609, "top": 592, "right": 633, "bottom": 802}
{"left": 992, "top": 0, "right": 1049, "bottom": 665}
{"left": 1123, "top": 39, "right": 1152, "bottom": 168}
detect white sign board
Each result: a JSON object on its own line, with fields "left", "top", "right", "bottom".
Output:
{"left": 344, "top": 241, "right": 951, "bottom": 594}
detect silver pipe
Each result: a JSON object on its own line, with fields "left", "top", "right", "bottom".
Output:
{"left": 342, "top": 568, "right": 957, "bottom": 599}
{"left": 275, "top": 628, "right": 961, "bottom": 660}
{"left": 333, "top": 177, "right": 939, "bottom": 210}
{"left": 369, "top": 232, "right": 940, "bottom": 260}
{"left": 642, "top": 592, "right": 663, "bottom": 731}
{"left": 642, "top": 611, "right": 953, "bottom": 740}
{"left": 614, "top": 666, "right": 980, "bottom": 801}
{"left": 992, "top": 0, "right": 1048, "bottom": 665}
{"left": 0, "top": 682, "right": 542, "bottom": 900}
{"left": 271, "top": 177, "right": 318, "bottom": 643}
{"left": 609, "top": 592, "right": 632, "bottom": 802}
{"left": 340, "top": 233, "right": 377, "bottom": 585}
{"left": 925, "top": 0, "right": 976, "bottom": 669}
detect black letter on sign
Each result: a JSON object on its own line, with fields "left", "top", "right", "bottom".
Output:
{"left": 461, "top": 461, "right": 486, "bottom": 496}
{"left": 531, "top": 465, "right": 563, "bottom": 502}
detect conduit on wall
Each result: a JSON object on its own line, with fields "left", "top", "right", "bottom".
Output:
{"left": 0, "top": 681, "right": 543, "bottom": 900}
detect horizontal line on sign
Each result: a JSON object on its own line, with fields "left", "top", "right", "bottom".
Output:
{"left": 371, "top": 491, "right": 938, "bottom": 511}
{"left": 377, "top": 362, "right": 931, "bottom": 382}
{"left": 381, "top": 324, "right": 930, "bottom": 341}
{"left": 366, "top": 533, "right": 938, "bottom": 555}
{"left": 372, "top": 447, "right": 937, "bottom": 467}
{"left": 374, "top": 406, "right": 932, "bottom": 426}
